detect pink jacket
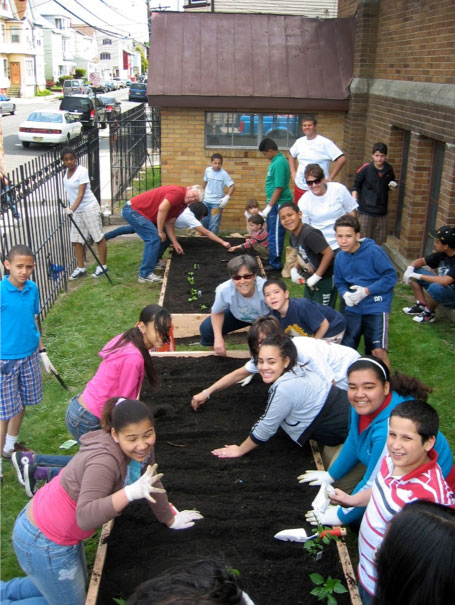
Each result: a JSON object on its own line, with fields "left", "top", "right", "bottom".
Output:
{"left": 81, "top": 335, "right": 145, "bottom": 418}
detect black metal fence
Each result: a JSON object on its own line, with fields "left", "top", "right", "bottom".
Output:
{"left": 0, "top": 130, "right": 100, "bottom": 321}
{"left": 110, "top": 105, "right": 161, "bottom": 204}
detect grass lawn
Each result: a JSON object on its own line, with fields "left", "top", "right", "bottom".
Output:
{"left": 1, "top": 238, "right": 454, "bottom": 581}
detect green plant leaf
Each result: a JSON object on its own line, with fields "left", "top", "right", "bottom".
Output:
{"left": 309, "top": 573, "right": 325, "bottom": 585}
{"left": 327, "top": 594, "right": 337, "bottom": 605}
{"left": 333, "top": 584, "right": 348, "bottom": 594}
{"left": 113, "top": 599, "right": 126, "bottom": 605}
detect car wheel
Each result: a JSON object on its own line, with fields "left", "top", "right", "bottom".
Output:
{"left": 22, "top": 141, "right": 31, "bottom": 148}
{"left": 11, "top": 105, "right": 16, "bottom": 115}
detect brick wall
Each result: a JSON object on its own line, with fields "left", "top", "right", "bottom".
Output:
{"left": 338, "top": 0, "right": 358, "bottom": 18}
{"left": 161, "top": 108, "right": 346, "bottom": 231}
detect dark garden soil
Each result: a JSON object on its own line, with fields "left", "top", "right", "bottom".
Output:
{"left": 97, "top": 357, "right": 352, "bottom": 604}
{"left": 163, "top": 237, "right": 251, "bottom": 314}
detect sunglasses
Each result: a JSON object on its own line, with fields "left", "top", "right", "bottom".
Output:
{"left": 306, "top": 177, "right": 322, "bottom": 186}
{"left": 232, "top": 273, "right": 254, "bottom": 281}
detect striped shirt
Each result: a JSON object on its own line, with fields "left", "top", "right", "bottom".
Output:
{"left": 358, "top": 450, "right": 454, "bottom": 597}
{"left": 242, "top": 228, "right": 269, "bottom": 251}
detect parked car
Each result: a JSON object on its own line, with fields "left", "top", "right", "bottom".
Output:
{"left": 113, "top": 77, "right": 127, "bottom": 88}
{"left": 90, "top": 83, "right": 106, "bottom": 94}
{"left": 0, "top": 94, "right": 15, "bottom": 116}
{"left": 98, "top": 95, "right": 122, "bottom": 121}
{"left": 59, "top": 95, "right": 107, "bottom": 129}
{"left": 104, "top": 81, "right": 116, "bottom": 92}
{"left": 128, "top": 82, "right": 147, "bottom": 102}
{"left": 238, "top": 114, "right": 300, "bottom": 138}
{"left": 18, "top": 111, "right": 82, "bottom": 147}
{"left": 63, "top": 79, "right": 90, "bottom": 96}
{"left": 125, "top": 80, "right": 132, "bottom": 87}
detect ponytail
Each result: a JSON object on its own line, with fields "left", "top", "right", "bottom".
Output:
{"left": 101, "top": 397, "right": 154, "bottom": 432}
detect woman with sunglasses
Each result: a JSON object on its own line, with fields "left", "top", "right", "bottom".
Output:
{"left": 298, "top": 164, "right": 358, "bottom": 253}
{"left": 199, "top": 255, "right": 269, "bottom": 357}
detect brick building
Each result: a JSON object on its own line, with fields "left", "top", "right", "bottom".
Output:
{"left": 339, "top": 0, "right": 455, "bottom": 260}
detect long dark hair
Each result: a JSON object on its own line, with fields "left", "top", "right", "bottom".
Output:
{"left": 247, "top": 316, "right": 283, "bottom": 361}
{"left": 101, "top": 397, "right": 154, "bottom": 433}
{"left": 107, "top": 305, "right": 171, "bottom": 388}
{"left": 374, "top": 501, "right": 455, "bottom": 605}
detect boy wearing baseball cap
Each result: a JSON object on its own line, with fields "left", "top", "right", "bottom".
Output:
{"left": 402, "top": 226, "right": 455, "bottom": 323}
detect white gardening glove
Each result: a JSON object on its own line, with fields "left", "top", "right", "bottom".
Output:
{"left": 348, "top": 285, "right": 369, "bottom": 305}
{"left": 311, "top": 482, "right": 336, "bottom": 514}
{"left": 219, "top": 195, "right": 230, "bottom": 209}
{"left": 305, "top": 506, "right": 342, "bottom": 527}
{"left": 237, "top": 374, "right": 253, "bottom": 387}
{"left": 64, "top": 207, "right": 73, "bottom": 216}
{"left": 306, "top": 273, "right": 322, "bottom": 290}
{"left": 169, "top": 509, "right": 204, "bottom": 530}
{"left": 297, "top": 470, "right": 334, "bottom": 487}
{"left": 39, "top": 351, "right": 57, "bottom": 374}
{"left": 124, "top": 464, "right": 165, "bottom": 503}
{"left": 403, "top": 265, "right": 415, "bottom": 285}
{"left": 388, "top": 180, "right": 398, "bottom": 189}
{"left": 262, "top": 204, "right": 272, "bottom": 218}
{"left": 342, "top": 291, "right": 356, "bottom": 307}
{"left": 290, "top": 267, "right": 304, "bottom": 285}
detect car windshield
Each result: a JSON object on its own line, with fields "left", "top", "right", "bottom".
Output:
{"left": 27, "top": 112, "right": 63, "bottom": 123}
{"left": 61, "top": 98, "right": 91, "bottom": 109}
{"left": 131, "top": 84, "right": 146, "bottom": 90}
{"left": 99, "top": 96, "right": 115, "bottom": 104}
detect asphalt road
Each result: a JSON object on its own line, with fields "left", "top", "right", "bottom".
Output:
{"left": 2, "top": 89, "right": 136, "bottom": 174}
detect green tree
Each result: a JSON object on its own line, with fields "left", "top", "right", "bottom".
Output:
{"left": 136, "top": 45, "right": 148, "bottom": 76}
{"left": 74, "top": 68, "right": 86, "bottom": 79}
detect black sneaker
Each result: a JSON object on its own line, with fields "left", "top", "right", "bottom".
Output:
{"left": 24, "top": 463, "right": 38, "bottom": 498}
{"left": 413, "top": 310, "right": 436, "bottom": 324}
{"left": 11, "top": 451, "right": 34, "bottom": 486}
{"left": 69, "top": 267, "right": 86, "bottom": 280}
{"left": 402, "top": 302, "right": 425, "bottom": 315}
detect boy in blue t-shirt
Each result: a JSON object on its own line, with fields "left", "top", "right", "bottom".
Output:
{"left": 0, "top": 245, "right": 56, "bottom": 480}
{"left": 334, "top": 214, "right": 397, "bottom": 367}
{"left": 263, "top": 279, "right": 346, "bottom": 342}
{"left": 202, "top": 153, "right": 235, "bottom": 235}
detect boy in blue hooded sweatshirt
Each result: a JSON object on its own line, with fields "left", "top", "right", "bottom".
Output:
{"left": 334, "top": 214, "right": 397, "bottom": 368}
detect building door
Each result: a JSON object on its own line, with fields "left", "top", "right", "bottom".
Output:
{"left": 423, "top": 142, "right": 445, "bottom": 256}
{"left": 10, "top": 62, "right": 21, "bottom": 86}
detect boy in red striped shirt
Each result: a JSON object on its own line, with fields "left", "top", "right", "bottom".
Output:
{"left": 329, "top": 400, "right": 454, "bottom": 604}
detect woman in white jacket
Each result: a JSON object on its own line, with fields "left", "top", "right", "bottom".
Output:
{"left": 211, "top": 335, "right": 349, "bottom": 459}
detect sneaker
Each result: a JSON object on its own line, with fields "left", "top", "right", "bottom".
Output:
{"left": 2, "top": 441, "right": 32, "bottom": 459}
{"left": 11, "top": 451, "right": 34, "bottom": 486}
{"left": 91, "top": 265, "right": 108, "bottom": 278}
{"left": 413, "top": 310, "right": 435, "bottom": 324}
{"left": 402, "top": 302, "right": 425, "bottom": 315}
{"left": 24, "top": 463, "right": 38, "bottom": 498}
{"left": 138, "top": 273, "right": 163, "bottom": 284}
{"left": 69, "top": 267, "right": 86, "bottom": 280}
{"left": 156, "top": 259, "right": 167, "bottom": 269}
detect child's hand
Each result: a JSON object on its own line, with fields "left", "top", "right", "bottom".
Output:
{"left": 329, "top": 488, "right": 354, "bottom": 507}
{"left": 212, "top": 445, "right": 243, "bottom": 458}
{"left": 228, "top": 246, "right": 239, "bottom": 253}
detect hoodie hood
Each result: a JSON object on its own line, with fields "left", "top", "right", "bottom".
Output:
{"left": 99, "top": 334, "right": 140, "bottom": 360}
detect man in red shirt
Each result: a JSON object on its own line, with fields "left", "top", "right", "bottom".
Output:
{"left": 122, "top": 185, "right": 204, "bottom": 283}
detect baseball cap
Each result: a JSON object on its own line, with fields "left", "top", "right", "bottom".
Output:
{"left": 430, "top": 226, "right": 455, "bottom": 248}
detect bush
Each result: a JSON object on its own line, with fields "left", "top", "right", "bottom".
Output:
{"left": 36, "top": 88, "right": 52, "bottom": 96}
{"left": 46, "top": 79, "right": 55, "bottom": 89}
{"left": 74, "top": 68, "right": 86, "bottom": 79}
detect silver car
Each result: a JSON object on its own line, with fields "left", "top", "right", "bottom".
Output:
{"left": 0, "top": 94, "right": 15, "bottom": 116}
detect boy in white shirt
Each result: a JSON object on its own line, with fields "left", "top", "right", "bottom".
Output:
{"left": 203, "top": 153, "right": 235, "bottom": 235}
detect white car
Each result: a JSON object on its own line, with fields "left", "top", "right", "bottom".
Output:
{"left": 18, "top": 111, "right": 82, "bottom": 147}
{"left": 0, "top": 94, "right": 15, "bottom": 116}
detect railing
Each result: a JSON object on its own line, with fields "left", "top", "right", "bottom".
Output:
{"left": 0, "top": 129, "right": 100, "bottom": 321}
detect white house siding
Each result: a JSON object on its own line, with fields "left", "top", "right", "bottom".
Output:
{"left": 184, "top": 1, "right": 338, "bottom": 18}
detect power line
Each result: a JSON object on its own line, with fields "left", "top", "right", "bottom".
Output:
{"left": 50, "top": 0, "right": 125, "bottom": 38}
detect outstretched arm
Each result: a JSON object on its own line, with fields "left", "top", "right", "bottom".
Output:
{"left": 191, "top": 366, "right": 252, "bottom": 410}
{"left": 212, "top": 436, "right": 258, "bottom": 459}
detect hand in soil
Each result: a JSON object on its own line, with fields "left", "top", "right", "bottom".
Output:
{"left": 174, "top": 243, "right": 184, "bottom": 254}
{"left": 191, "top": 392, "right": 208, "bottom": 411}
{"left": 213, "top": 338, "right": 227, "bottom": 357}
{"left": 169, "top": 509, "right": 204, "bottom": 530}
{"left": 212, "top": 445, "right": 243, "bottom": 458}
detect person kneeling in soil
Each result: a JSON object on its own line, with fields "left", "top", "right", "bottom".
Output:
{"left": 192, "top": 316, "right": 360, "bottom": 411}
{"left": 211, "top": 335, "right": 349, "bottom": 459}
{"left": 9, "top": 397, "right": 203, "bottom": 605}
{"left": 199, "top": 255, "right": 269, "bottom": 357}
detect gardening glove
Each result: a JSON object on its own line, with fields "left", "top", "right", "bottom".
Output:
{"left": 388, "top": 180, "right": 398, "bottom": 189}
{"left": 237, "top": 374, "right": 253, "bottom": 387}
{"left": 342, "top": 291, "right": 356, "bottom": 307}
{"left": 306, "top": 273, "right": 322, "bottom": 290}
{"left": 297, "top": 470, "right": 334, "bottom": 487}
{"left": 403, "top": 265, "right": 415, "bottom": 285}
{"left": 169, "top": 509, "right": 204, "bottom": 530}
{"left": 262, "top": 204, "right": 272, "bottom": 218}
{"left": 39, "top": 351, "right": 57, "bottom": 374}
{"left": 64, "top": 207, "right": 73, "bottom": 216}
{"left": 305, "top": 506, "right": 342, "bottom": 527}
{"left": 290, "top": 267, "right": 304, "bottom": 285}
{"left": 311, "top": 482, "right": 336, "bottom": 514}
{"left": 219, "top": 195, "right": 230, "bottom": 209}
{"left": 348, "top": 285, "right": 369, "bottom": 305}
{"left": 124, "top": 464, "right": 165, "bottom": 503}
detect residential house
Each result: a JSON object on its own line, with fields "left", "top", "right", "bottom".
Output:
{"left": 96, "top": 33, "right": 136, "bottom": 81}
{"left": 38, "top": 7, "right": 76, "bottom": 83}
{"left": 72, "top": 25, "right": 101, "bottom": 83}
{"left": 183, "top": 0, "right": 338, "bottom": 19}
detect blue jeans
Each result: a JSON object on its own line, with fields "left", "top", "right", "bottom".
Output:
{"left": 122, "top": 204, "right": 169, "bottom": 277}
{"left": 358, "top": 583, "right": 374, "bottom": 605}
{"left": 415, "top": 268, "right": 455, "bottom": 308}
{"left": 266, "top": 204, "right": 285, "bottom": 270}
{"left": 1, "top": 577, "right": 47, "bottom": 604}
{"left": 34, "top": 454, "right": 72, "bottom": 480}
{"left": 12, "top": 507, "right": 88, "bottom": 605}
{"left": 104, "top": 225, "right": 135, "bottom": 240}
{"left": 202, "top": 203, "right": 222, "bottom": 234}
{"left": 200, "top": 309, "right": 250, "bottom": 346}
{"left": 65, "top": 395, "right": 100, "bottom": 442}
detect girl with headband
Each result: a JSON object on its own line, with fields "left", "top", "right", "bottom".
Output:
{"left": 298, "top": 356, "right": 455, "bottom": 525}
{"left": 8, "top": 397, "right": 202, "bottom": 605}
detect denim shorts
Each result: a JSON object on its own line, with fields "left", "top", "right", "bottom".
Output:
{"left": 416, "top": 268, "right": 455, "bottom": 308}
{"left": 65, "top": 395, "right": 101, "bottom": 442}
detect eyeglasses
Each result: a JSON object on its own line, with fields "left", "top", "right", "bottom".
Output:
{"left": 232, "top": 273, "right": 254, "bottom": 281}
{"left": 306, "top": 177, "right": 322, "bottom": 187}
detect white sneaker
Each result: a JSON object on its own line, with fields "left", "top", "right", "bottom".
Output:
{"left": 69, "top": 268, "right": 86, "bottom": 280}
{"left": 155, "top": 259, "right": 167, "bottom": 269}
{"left": 91, "top": 265, "right": 108, "bottom": 278}
{"left": 138, "top": 273, "right": 163, "bottom": 284}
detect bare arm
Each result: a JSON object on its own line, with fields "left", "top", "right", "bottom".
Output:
{"left": 314, "top": 318, "right": 329, "bottom": 339}
{"left": 211, "top": 312, "right": 227, "bottom": 357}
{"left": 212, "top": 436, "right": 258, "bottom": 459}
{"left": 288, "top": 154, "right": 297, "bottom": 182}
{"left": 191, "top": 366, "right": 252, "bottom": 410}
{"left": 164, "top": 221, "right": 183, "bottom": 255}
{"left": 195, "top": 225, "right": 230, "bottom": 248}
{"left": 156, "top": 199, "right": 171, "bottom": 240}
{"left": 330, "top": 487, "right": 372, "bottom": 508}
{"left": 268, "top": 187, "right": 284, "bottom": 208}
{"left": 327, "top": 155, "right": 346, "bottom": 182}
{"left": 227, "top": 184, "right": 235, "bottom": 196}
{"left": 314, "top": 246, "right": 334, "bottom": 278}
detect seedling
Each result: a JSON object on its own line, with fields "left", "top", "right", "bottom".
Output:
{"left": 303, "top": 523, "right": 339, "bottom": 560}
{"left": 193, "top": 263, "right": 199, "bottom": 270}
{"left": 309, "top": 573, "right": 347, "bottom": 604}
{"left": 187, "top": 288, "right": 199, "bottom": 302}
{"left": 200, "top": 304, "right": 207, "bottom": 310}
